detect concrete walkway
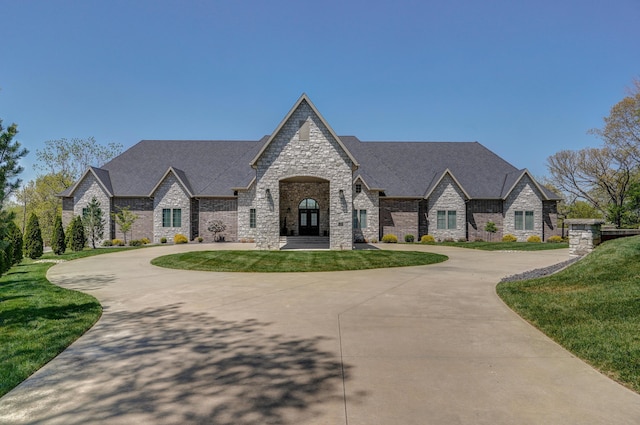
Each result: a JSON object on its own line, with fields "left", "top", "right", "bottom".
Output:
{"left": 1, "top": 244, "right": 639, "bottom": 424}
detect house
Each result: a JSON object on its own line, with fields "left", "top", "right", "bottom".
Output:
{"left": 60, "top": 94, "right": 561, "bottom": 249}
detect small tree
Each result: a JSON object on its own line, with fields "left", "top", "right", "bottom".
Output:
{"left": 69, "top": 216, "right": 86, "bottom": 252}
{"left": 207, "top": 220, "right": 227, "bottom": 242}
{"left": 7, "top": 220, "right": 23, "bottom": 265}
{"left": 484, "top": 221, "right": 498, "bottom": 242}
{"left": 82, "top": 196, "right": 105, "bottom": 248}
{"left": 24, "top": 212, "right": 43, "bottom": 259}
{"left": 51, "top": 214, "right": 66, "bottom": 255}
{"left": 112, "top": 206, "right": 137, "bottom": 244}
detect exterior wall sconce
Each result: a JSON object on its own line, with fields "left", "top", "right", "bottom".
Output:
{"left": 338, "top": 189, "right": 344, "bottom": 196}
{"left": 266, "top": 188, "right": 271, "bottom": 196}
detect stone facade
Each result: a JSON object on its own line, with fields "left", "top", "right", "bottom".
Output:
{"left": 252, "top": 100, "right": 354, "bottom": 250}
{"left": 504, "top": 175, "right": 544, "bottom": 242}
{"left": 353, "top": 182, "right": 379, "bottom": 242}
{"left": 427, "top": 174, "right": 467, "bottom": 241}
{"left": 152, "top": 173, "right": 191, "bottom": 243}
{"left": 71, "top": 173, "right": 111, "bottom": 245}
{"left": 278, "top": 181, "right": 330, "bottom": 236}
{"left": 237, "top": 182, "right": 257, "bottom": 242}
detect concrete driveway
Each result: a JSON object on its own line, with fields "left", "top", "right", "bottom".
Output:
{"left": 1, "top": 243, "right": 639, "bottom": 424}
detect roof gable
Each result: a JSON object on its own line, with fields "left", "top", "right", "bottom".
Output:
{"left": 63, "top": 167, "right": 113, "bottom": 197}
{"left": 250, "top": 94, "right": 359, "bottom": 170}
{"left": 501, "top": 169, "right": 550, "bottom": 201}
{"left": 424, "top": 169, "right": 470, "bottom": 200}
{"left": 149, "top": 167, "right": 194, "bottom": 197}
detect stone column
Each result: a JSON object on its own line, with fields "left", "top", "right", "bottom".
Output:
{"left": 565, "top": 219, "right": 605, "bottom": 256}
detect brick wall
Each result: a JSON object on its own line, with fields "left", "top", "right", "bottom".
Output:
{"left": 542, "top": 200, "right": 560, "bottom": 241}
{"left": 279, "top": 181, "right": 330, "bottom": 236}
{"left": 380, "top": 198, "right": 419, "bottom": 241}
{"left": 113, "top": 197, "right": 153, "bottom": 242}
{"left": 467, "top": 200, "right": 504, "bottom": 242}
{"left": 199, "top": 198, "right": 238, "bottom": 242}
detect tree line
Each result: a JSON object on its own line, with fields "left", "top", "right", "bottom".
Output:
{"left": 546, "top": 79, "right": 640, "bottom": 228}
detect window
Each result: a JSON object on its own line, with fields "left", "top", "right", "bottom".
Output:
{"left": 437, "top": 210, "right": 456, "bottom": 229}
{"left": 162, "top": 208, "right": 181, "bottom": 228}
{"left": 352, "top": 209, "right": 367, "bottom": 229}
{"left": 162, "top": 208, "right": 171, "bottom": 227}
{"left": 355, "top": 184, "right": 362, "bottom": 193}
{"left": 299, "top": 198, "right": 319, "bottom": 209}
{"left": 515, "top": 210, "right": 534, "bottom": 230}
{"left": 172, "top": 209, "right": 181, "bottom": 227}
{"left": 249, "top": 208, "right": 256, "bottom": 228}
{"left": 82, "top": 207, "right": 89, "bottom": 217}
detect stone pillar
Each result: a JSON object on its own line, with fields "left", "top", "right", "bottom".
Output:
{"left": 565, "top": 219, "right": 605, "bottom": 256}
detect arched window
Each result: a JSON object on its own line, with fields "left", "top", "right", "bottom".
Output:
{"left": 298, "top": 198, "right": 319, "bottom": 209}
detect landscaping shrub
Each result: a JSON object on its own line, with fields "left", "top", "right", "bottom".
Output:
{"left": 69, "top": 216, "right": 86, "bottom": 252}
{"left": 174, "top": 234, "right": 188, "bottom": 244}
{"left": 527, "top": 235, "right": 542, "bottom": 243}
{"left": 502, "top": 234, "right": 518, "bottom": 242}
{"left": 112, "top": 239, "right": 125, "bottom": 246}
{"left": 197, "top": 236, "right": 203, "bottom": 243}
{"left": 404, "top": 234, "right": 415, "bottom": 243}
{"left": 24, "top": 213, "right": 44, "bottom": 259}
{"left": 381, "top": 234, "right": 398, "bottom": 243}
{"left": 129, "top": 239, "right": 143, "bottom": 246}
{"left": 102, "top": 240, "right": 113, "bottom": 247}
{"left": 547, "top": 235, "right": 563, "bottom": 243}
{"left": 160, "top": 237, "right": 167, "bottom": 244}
{"left": 7, "top": 221, "right": 23, "bottom": 265}
{"left": 51, "top": 215, "right": 66, "bottom": 255}
{"left": 141, "top": 237, "right": 151, "bottom": 245}
{"left": 420, "top": 234, "right": 435, "bottom": 244}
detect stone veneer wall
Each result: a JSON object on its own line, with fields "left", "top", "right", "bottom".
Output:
{"left": 237, "top": 183, "right": 257, "bottom": 241}
{"left": 152, "top": 173, "right": 191, "bottom": 243}
{"left": 428, "top": 175, "right": 467, "bottom": 241}
{"left": 279, "top": 181, "right": 330, "bottom": 236}
{"left": 380, "top": 199, "right": 419, "bottom": 241}
{"left": 253, "top": 100, "right": 353, "bottom": 250}
{"left": 504, "top": 175, "right": 543, "bottom": 241}
{"left": 113, "top": 197, "right": 154, "bottom": 242}
{"left": 566, "top": 219, "right": 604, "bottom": 256}
{"left": 353, "top": 184, "right": 379, "bottom": 242}
{"left": 467, "top": 200, "right": 504, "bottom": 242}
{"left": 72, "top": 173, "right": 111, "bottom": 244}
{"left": 199, "top": 198, "right": 238, "bottom": 242}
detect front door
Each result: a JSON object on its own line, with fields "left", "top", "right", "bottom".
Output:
{"left": 298, "top": 198, "right": 320, "bottom": 236}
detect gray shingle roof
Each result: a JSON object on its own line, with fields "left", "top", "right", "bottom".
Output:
{"left": 62, "top": 136, "right": 559, "bottom": 200}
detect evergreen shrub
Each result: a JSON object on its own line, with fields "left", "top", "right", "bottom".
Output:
{"left": 174, "top": 234, "right": 188, "bottom": 244}
{"left": 420, "top": 234, "right": 435, "bottom": 244}
{"left": 381, "top": 234, "right": 398, "bottom": 243}
{"left": 502, "top": 234, "right": 518, "bottom": 242}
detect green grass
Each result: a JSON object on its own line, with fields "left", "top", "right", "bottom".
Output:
{"left": 497, "top": 236, "right": 640, "bottom": 392}
{"left": 0, "top": 247, "right": 137, "bottom": 397}
{"left": 431, "top": 241, "right": 569, "bottom": 251}
{"left": 152, "top": 250, "right": 448, "bottom": 272}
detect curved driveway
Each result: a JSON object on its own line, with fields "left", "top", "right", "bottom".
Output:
{"left": 1, "top": 244, "right": 639, "bottom": 424}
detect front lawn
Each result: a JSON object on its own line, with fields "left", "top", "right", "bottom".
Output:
{"left": 151, "top": 250, "right": 448, "bottom": 272}
{"left": 0, "top": 248, "right": 135, "bottom": 397}
{"left": 497, "top": 236, "right": 640, "bottom": 393}
{"left": 434, "top": 241, "right": 569, "bottom": 251}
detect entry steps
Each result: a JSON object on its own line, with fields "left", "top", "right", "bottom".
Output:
{"left": 279, "top": 236, "right": 330, "bottom": 250}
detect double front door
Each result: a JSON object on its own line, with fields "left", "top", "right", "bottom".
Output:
{"left": 299, "top": 209, "right": 319, "bottom": 236}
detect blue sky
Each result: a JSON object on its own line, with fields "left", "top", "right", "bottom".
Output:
{"left": 1, "top": 0, "right": 638, "bottom": 184}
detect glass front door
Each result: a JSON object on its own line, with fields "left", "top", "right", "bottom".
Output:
{"left": 298, "top": 198, "right": 320, "bottom": 236}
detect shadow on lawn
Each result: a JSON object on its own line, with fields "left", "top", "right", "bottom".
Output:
{"left": 0, "top": 304, "right": 365, "bottom": 424}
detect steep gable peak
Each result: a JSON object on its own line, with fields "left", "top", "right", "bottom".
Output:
{"left": 250, "top": 93, "right": 359, "bottom": 170}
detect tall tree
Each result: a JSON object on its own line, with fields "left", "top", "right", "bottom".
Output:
{"left": 112, "top": 206, "right": 137, "bottom": 243}
{"left": 68, "top": 216, "right": 86, "bottom": 252}
{"left": 82, "top": 196, "right": 105, "bottom": 249}
{"left": 6, "top": 220, "right": 23, "bottom": 265}
{"left": 24, "top": 213, "right": 43, "bottom": 259}
{"left": 0, "top": 118, "right": 28, "bottom": 250}
{"left": 35, "top": 137, "right": 122, "bottom": 182}
{"left": 51, "top": 214, "right": 66, "bottom": 255}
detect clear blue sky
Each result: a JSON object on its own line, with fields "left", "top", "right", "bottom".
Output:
{"left": 1, "top": 0, "right": 638, "bottom": 184}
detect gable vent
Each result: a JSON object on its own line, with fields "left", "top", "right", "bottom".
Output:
{"left": 299, "top": 120, "right": 310, "bottom": 141}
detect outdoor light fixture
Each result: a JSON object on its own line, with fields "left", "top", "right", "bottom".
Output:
{"left": 339, "top": 189, "right": 344, "bottom": 196}
{"left": 266, "top": 188, "right": 271, "bottom": 196}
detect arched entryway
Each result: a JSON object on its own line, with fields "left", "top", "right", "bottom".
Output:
{"left": 279, "top": 177, "right": 330, "bottom": 237}
{"left": 298, "top": 198, "right": 319, "bottom": 236}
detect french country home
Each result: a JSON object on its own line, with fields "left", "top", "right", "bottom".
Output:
{"left": 60, "top": 94, "right": 561, "bottom": 249}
